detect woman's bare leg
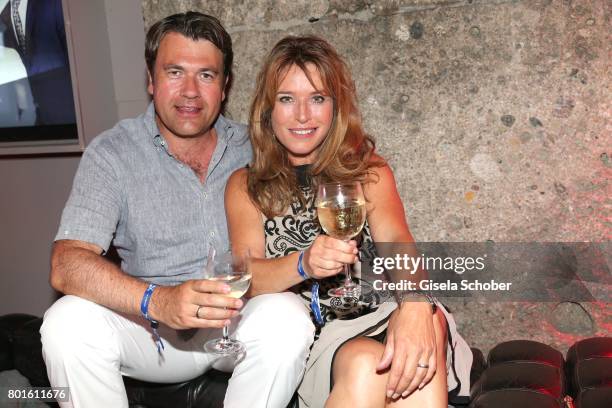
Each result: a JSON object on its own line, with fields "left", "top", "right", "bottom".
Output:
{"left": 386, "top": 308, "right": 448, "bottom": 407}
{"left": 326, "top": 337, "right": 388, "bottom": 408}
{"left": 326, "top": 308, "right": 448, "bottom": 408}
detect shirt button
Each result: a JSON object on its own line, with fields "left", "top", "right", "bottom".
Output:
{"left": 203, "top": 192, "right": 207, "bottom": 199}
{"left": 210, "top": 231, "right": 215, "bottom": 237}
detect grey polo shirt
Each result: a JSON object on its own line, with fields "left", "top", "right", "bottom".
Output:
{"left": 55, "top": 103, "right": 252, "bottom": 285}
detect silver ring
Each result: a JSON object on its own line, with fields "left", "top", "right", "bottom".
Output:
{"left": 416, "top": 362, "right": 429, "bottom": 369}
{"left": 196, "top": 305, "right": 203, "bottom": 319}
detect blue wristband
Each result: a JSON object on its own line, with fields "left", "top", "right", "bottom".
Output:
{"left": 297, "top": 252, "right": 323, "bottom": 325}
{"left": 310, "top": 282, "right": 324, "bottom": 326}
{"left": 140, "top": 283, "right": 165, "bottom": 354}
{"left": 297, "top": 251, "right": 309, "bottom": 280}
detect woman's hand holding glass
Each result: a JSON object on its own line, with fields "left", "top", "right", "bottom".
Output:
{"left": 301, "top": 235, "right": 359, "bottom": 279}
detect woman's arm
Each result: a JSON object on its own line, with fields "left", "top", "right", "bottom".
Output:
{"left": 363, "top": 160, "right": 413, "bottom": 244}
{"left": 363, "top": 160, "right": 440, "bottom": 399}
{"left": 225, "top": 168, "right": 357, "bottom": 297}
{"left": 364, "top": 158, "right": 432, "bottom": 288}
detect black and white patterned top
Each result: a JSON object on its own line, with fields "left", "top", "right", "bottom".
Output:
{"left": 263, "top": 166, "right": 391, "bottom": 325}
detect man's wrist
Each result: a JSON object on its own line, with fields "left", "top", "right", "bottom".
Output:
{"left": 140, "top": 283, "right": 158, "bottom": 320}
{"left": 144, "top": 284, "right": 164, "bottom": 322}
{"left": 140, "top": 283, "right": 165, "bottom": 353}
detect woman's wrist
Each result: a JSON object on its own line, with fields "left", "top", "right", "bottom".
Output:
{"left": 297, "top": 251, "right": 309, "bottom": 280}
{"left": 299, "top": 249, "right": 314, "bottom": 278}
{"left": 397, "top": 291, "right": 437, "bottom": 314}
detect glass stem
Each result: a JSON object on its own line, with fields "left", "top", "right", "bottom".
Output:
{"left": 343, "top": 263, "right": 353, "bottom": 287}
{"left": 221, "top": 307, "right": 229, "bottom": 343}
{"left": 343, "top": 239, "right": 353, "bottom": 286}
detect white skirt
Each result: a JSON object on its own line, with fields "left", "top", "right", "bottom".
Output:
{"left": 297, "top": 300, "right": 473, "bottom": 408}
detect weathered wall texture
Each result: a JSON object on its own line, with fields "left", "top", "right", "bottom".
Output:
{"left": 142, "top": 0, "right": 610, "bottom": 353}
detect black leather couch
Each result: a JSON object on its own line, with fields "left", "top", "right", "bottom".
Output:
{"left": 1, "top": 314, "right": 236, "bottom": 408}
{"left": 2, "top": 313, "right": 610, "bottom": 407}
{"left": 469, "top": 338, "right": 612, "bottom": 408}
{"left": 566, "top": 337, "right": 612, "bottom": 408}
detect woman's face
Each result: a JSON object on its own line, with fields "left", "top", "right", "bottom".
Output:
{"left": 271, "top": 63, "right": 334, "bottom": 165}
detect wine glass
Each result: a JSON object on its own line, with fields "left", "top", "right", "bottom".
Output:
{"left": 315, "top": 182, "right": 366, "bottom": 298}
{"left": 203, "top": 248, "right": 252, "bottom": 355}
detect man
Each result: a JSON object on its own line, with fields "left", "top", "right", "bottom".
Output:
{"left": 41, "top": 12, "right": 314, "bottom": 408}
{"left": 0, "top": 0, "right": 76, "bottom": 125}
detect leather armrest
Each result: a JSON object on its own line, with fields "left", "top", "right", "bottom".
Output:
{"left": 566, "top": 337, "right": 612, "bottom": 366}
{"left": 470, "top": 361, "right": 563, "bottom": 401}
{"left": 12, "top": 317, "right": 50, "bottom": 387}
{"left": 470, "top": 389, "right": 562, "bottom": 408}
{"left": 575, "top": 387, "right": 612, "bottom": 408}
{"left": 488, "top": 340, "right": 564, "bottom": 369}
{"left": 0, "top": 313, "right": 39, "bottom": 371}
{"left": 573, "top": 358, "right": 612, "bottom": 390}
{"left": 470, "top": 347, "right": 487, "bottom": 386}
{"left": 566, "top": 337, "right": 612, "bottom": 397}
{"left": 470, "top": 340, "right": 566, "bottom": 407}
{"left": 124, "top": 370, "right": 230, "bottom": 408}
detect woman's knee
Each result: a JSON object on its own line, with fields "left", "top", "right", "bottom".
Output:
{"left": 333, "top": 337, "right": 384, "bottom": 384}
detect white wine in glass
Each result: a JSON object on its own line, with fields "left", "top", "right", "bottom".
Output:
{"left": 204, "top": 248, "right": 251, "bottom": 355}
{"left": 316, "top": 182, "right": 366, "bottom": 298}
{"left": 208, "top": 271, "right": 252, "bottom": 299}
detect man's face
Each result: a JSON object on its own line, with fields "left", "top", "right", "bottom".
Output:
{"left": 147, "top": 32, "right": 227, "bottom": 141}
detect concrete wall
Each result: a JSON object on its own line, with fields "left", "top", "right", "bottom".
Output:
{"left": 0, "top": 0, "right": 148, "bottom": 316}
{"left": 142, "top": 0, "right": 610, "bottom": 353}
{"left": 1, "top": 0, "right": 605, "bottom": 354}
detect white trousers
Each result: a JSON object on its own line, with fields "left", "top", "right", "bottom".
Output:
{"left": 40, "top": 292, "right": 315, "bottom": 408}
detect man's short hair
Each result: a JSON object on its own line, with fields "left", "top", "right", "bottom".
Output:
{"left": 145, "top": 11, "right": 233, "bottom": 79}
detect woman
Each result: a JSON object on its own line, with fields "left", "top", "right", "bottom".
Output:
{"left": 225, "top": 36, "right": 470, "bottom": 407}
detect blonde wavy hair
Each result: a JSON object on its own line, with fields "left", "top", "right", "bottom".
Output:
{"left": 248, "top": 35, "right": 382, "bottom": 218}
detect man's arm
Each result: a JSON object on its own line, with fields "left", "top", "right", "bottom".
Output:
{"left": 51, "top": 239, "right": 242, "bottom": 330}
